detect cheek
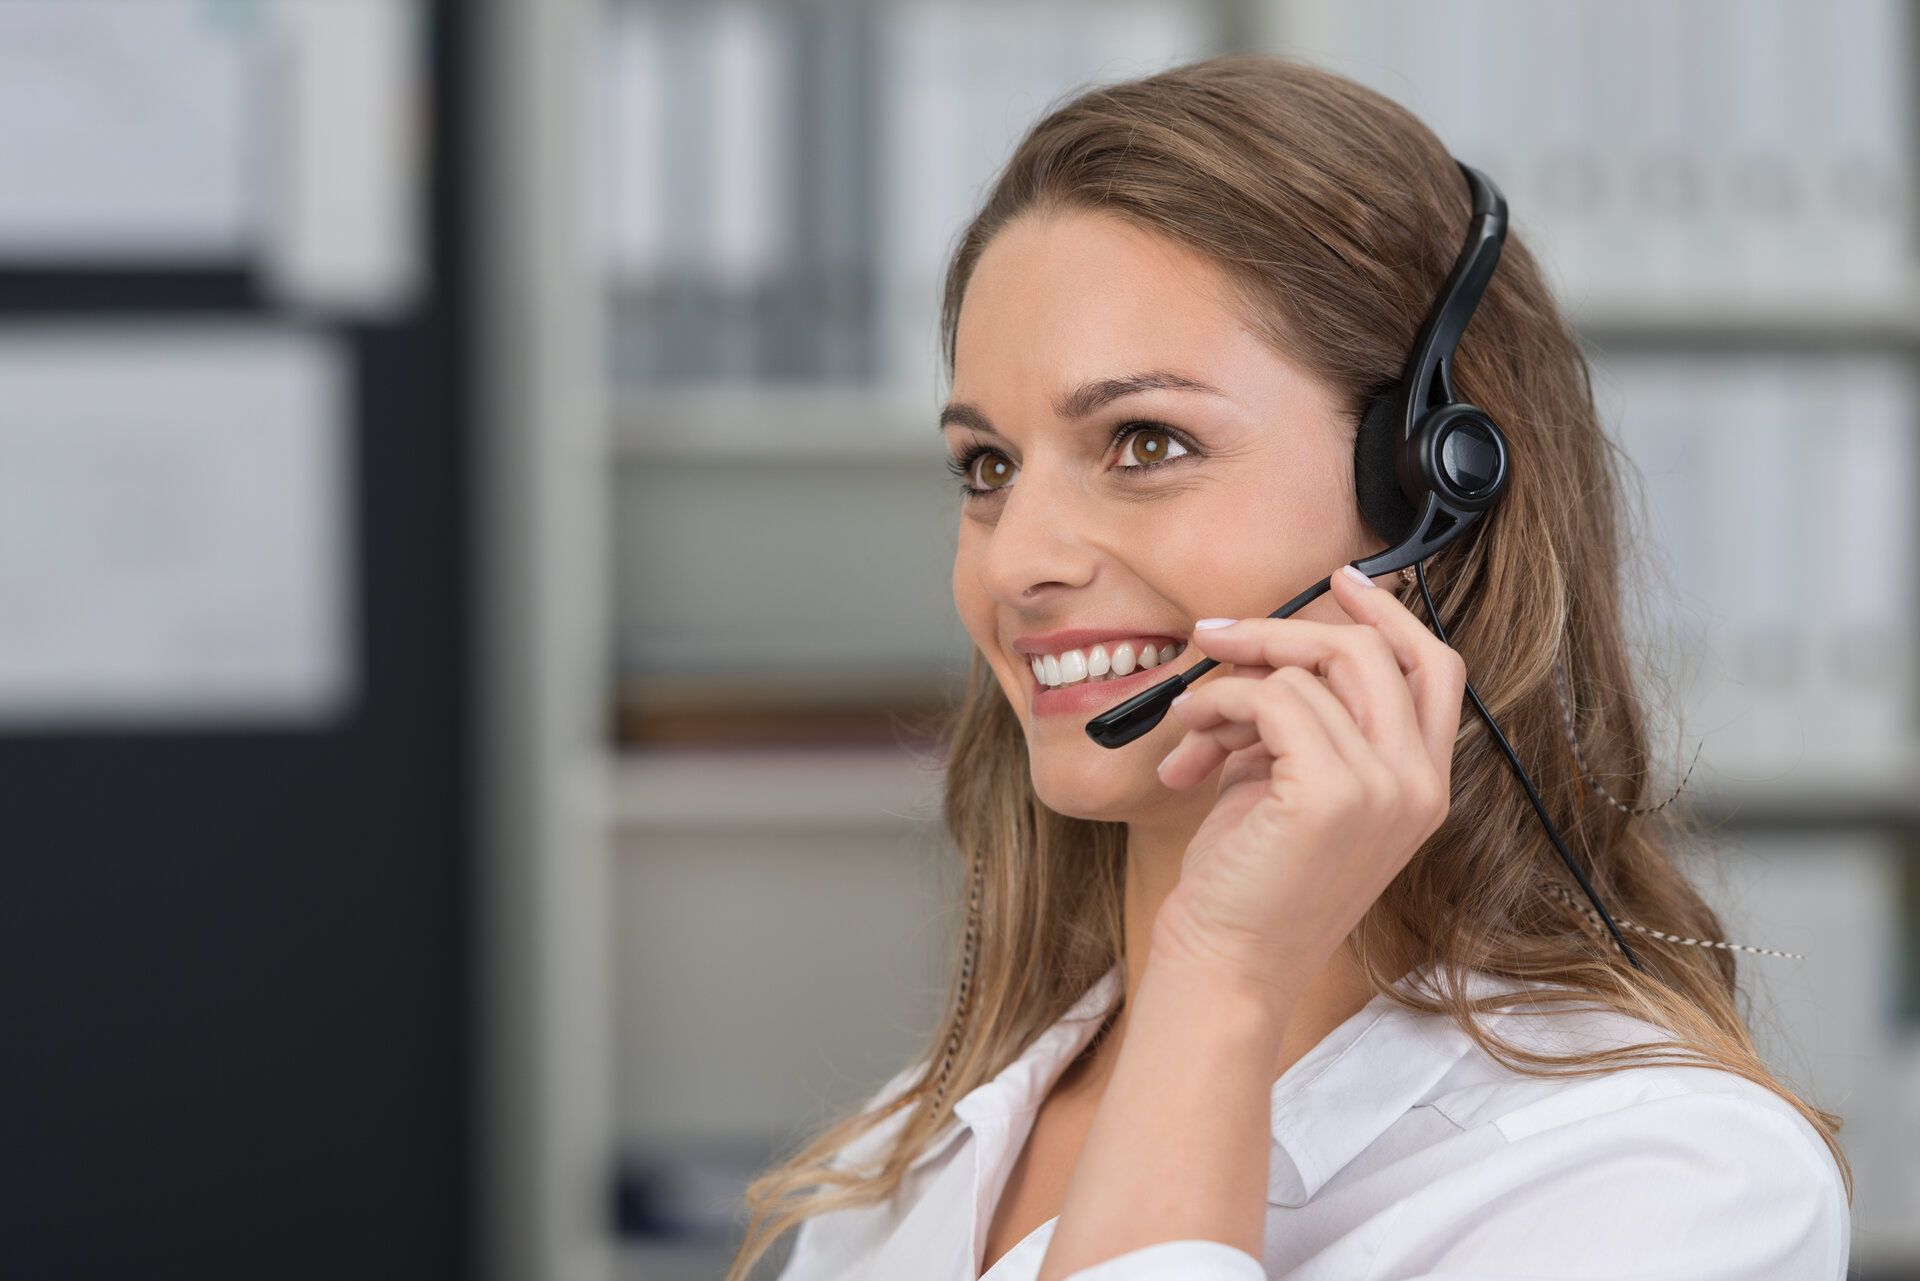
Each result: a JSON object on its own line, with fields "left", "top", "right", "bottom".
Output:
{"left": 951, "top": 529, "right": 1020, "bottom": 691}
{"left": 1156, "top": 473, "right": 1360, "bottom": 614}
{"left": 951, "top": 530, "right": 989, "bottom": 637}
{"left": 1149, "top": 488, "right": 1278, "bottom": 598}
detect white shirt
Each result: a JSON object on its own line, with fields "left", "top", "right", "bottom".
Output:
{"left": 776, "top": 962, "right": 1850, "bottom": 1280}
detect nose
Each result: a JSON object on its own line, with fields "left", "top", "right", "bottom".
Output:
{"left": 971, "top": 467, "right": 1099, "bottom": 606}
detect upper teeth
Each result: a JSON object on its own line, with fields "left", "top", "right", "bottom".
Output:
{"left": 1030, "top": 639, "right": 1187, "bottom": 688}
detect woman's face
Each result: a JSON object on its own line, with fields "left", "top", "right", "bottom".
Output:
{"left": 946, "top": 209, "right": 1380, "bottom": 822}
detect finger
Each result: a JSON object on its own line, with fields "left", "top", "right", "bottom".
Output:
{"left": 1156, "top": 673, "right": 1343, "bottom": 791}
{"left": 1173, "top": 666, "right": 1393, "bottom": 796}
{"left": 1193, "top": 566, "right": 1466, "bottom": 776}
{"left": 1327, "top": 562, "right": 1470, "bottom": 776}
{"left": 1155, "top": 675, "right": 1267, "bottom": 789}
{"left": 1187, "top": 612, "right": 1425, "bottom": 768}
{"left": 1154, "top": 716, "right": 1260, "bottom": 790}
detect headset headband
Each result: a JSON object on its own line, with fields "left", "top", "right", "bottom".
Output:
{"left": 1393, "top": 162, "right": 1507, "bottom": 429}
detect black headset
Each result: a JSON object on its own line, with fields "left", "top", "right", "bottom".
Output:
{"left": 1084, "top": 160, "right": 1644, "bottom": 972}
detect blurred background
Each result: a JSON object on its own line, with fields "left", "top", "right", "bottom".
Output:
{"left": 0, "top": 1, "right": 1916, "bottom": 1279}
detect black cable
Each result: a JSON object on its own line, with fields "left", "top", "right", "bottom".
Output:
{"left": 1410, "top": 559, "right": 1646, "bottom": 973}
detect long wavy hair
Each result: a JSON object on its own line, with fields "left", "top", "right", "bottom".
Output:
{"left": 727, "top": 51, "right": 1850, "bottom": 1280}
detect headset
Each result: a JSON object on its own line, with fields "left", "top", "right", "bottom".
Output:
{"left": 1083, "top": 159, "right": 1647, "bottom": 973}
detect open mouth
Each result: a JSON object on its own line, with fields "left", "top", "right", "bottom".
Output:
{"left": 1024, "top": 637, "right": 1190, "bottom": 718}
{"left": 1026, "top": 636, "right": 1189, "bottom": 691}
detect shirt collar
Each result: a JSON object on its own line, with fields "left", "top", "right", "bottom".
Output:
{"left": 895, "top": 967, "right": 1125, "bottom": 1173}
{"left": 1264, "top": 962, "right": 1480, "bottom": 1205}
{"left": 893, "top": 960, "right": 1545, "bottom": 1200}
{"left": 949, "top": 967, "right": 1125, "bottom": 1127}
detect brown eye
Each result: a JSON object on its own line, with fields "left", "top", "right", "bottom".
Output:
{"left": 972, "top": 451, "right": 1016, "bottom": 490}
{"left": 1116, "top": 425, "right": 1188, "bottom": 469}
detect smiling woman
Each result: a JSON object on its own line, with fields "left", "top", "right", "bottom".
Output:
{"left": 726, "top": 52, "right": 1851, "bottom": 1281}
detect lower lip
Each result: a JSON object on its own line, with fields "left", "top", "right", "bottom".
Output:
{"left": 1029, "top": 654, "right": 1189, "bottom": 717}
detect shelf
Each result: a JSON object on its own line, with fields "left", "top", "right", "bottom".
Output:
{"left": 1573, "top": 298, "right": 1920, "bottom": 354}
{"left": 1682, "top": 760, "right": 1920, "bottom": 832}
{"left": 614, "top": 384, "right": 941, "bottom": 462}
{"left": 609, "top": 743, "right": 1920, "bottom": 835}
{"left": 610, "top": 744, "right": 947, "bottom": 833}
{"left": 612, "top": 672, "right": 962, "bottom": 750}
{"left": 611, "top": 297, "right": 1920, "bottom": 463}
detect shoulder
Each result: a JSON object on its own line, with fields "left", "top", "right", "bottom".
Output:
{"left": 1426, "top": 995, "right": 1838, "bottom": 1167}
{"left": 1370, "top": 996, "right": 1851, "bottom": 1279}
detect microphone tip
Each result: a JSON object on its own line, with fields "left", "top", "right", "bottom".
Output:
{"left": 1084, "top": 678, "right": 1183, "bottom": 748}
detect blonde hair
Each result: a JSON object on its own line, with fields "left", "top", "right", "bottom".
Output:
{"left": 727, "top": 51, "right": 1849, "bottom": 1279}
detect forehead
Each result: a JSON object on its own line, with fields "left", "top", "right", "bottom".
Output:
{"left": 953, "top": 210, "right": 1261, "bottom": 398}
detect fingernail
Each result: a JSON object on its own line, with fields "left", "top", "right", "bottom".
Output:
{"left": 1171, "top": 690, "right": 1191, "bottom": 705}
{"left": 1156, "top": 750, "right": 1176, "bottom": 775}
{"left": 1341, "top": 564, "right": 1376, "bottom": 589}
{"left": 1194, "top": 617, "right": 1237, "bottom": 629}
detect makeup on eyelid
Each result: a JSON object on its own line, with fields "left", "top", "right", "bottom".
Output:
{"left": 944, "top": 421, "right": 1200, "bottom": 498}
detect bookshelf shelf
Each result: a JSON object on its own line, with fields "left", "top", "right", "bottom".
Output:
{"left": 614, "top": 385, "right": 941, "bottom": 461}
{"left": 1574, "top": 300, "right": 1920, "bottom": 355}
{"left": 606, "top": 745, "right": 1920, "bottom": 836}
{"left": 612, "top": 285, "right": 1920, "bottom": 460}
{"left": 608, "top": 745, "right": 945, "bottom": 833}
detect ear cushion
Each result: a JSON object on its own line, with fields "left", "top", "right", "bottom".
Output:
{"left": 1355, "top": 387, "right": 1418, "bottom": 545}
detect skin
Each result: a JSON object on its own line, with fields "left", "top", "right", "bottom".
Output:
{"left": 943, "top": 209, "right": 1468, "bottom": 1278}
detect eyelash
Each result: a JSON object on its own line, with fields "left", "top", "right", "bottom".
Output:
{"left": 944, "top": 421, "right": 1197, "bottom": 500}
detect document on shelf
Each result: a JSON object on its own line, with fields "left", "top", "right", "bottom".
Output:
{"left": 0, "top": 324, "right": 354, "bottom": 729}
{"left": 261, "top": 0, "right": 426, "bottom": 317}
{"left": 0, "top": 1, "right": 262, "bottom": 262}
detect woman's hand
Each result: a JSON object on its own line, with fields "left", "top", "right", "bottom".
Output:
{"left": 1151, "top": 562, "right": 1468, "bottom": 1004}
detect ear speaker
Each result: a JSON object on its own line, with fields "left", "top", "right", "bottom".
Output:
{"left": 1356, "top": 388, "right": 1510, "bottom": 554}
{"left": 1409, "top": 404, "right": 1508, "bottom": 510}
{"left": 1355, "top": 389, "right": 1417, "bottom": 546}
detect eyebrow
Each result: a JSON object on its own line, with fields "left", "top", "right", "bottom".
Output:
{"left": 938, "top": 369, "right": 1227, "bottom": 434}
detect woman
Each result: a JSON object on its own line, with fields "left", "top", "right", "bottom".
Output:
{"left": 728, "top": 53, "right": 1852, "bottom": 1280}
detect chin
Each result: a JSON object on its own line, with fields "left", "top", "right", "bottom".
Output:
{"left": 1025, "top": 739, "right": 1168, "bottom": 822}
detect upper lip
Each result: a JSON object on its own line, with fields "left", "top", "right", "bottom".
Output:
{"left": 1011, "top": 627, "right": 1189, "bottom": 656}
